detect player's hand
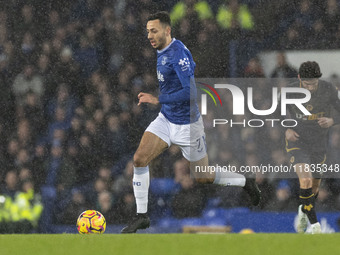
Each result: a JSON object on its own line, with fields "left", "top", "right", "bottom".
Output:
{"left": 138, "top": 92, "right": 159, "bottom": 105}
{"left": 285, "top": 128, "right": 300, "bottom": 142}
{"left": 317, "top": 117, "right": 334, "bottom": 128}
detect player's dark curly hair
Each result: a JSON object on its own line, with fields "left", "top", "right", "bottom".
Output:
{"left": 147, "top": 11, "right": 171, "bottom": 27}
{"left": 299, "top": 61, "right": 322, "bottom": 79}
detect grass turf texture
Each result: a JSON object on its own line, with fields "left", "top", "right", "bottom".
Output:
{"left": 0, "top": 233, "right": 339, "bottom": 255}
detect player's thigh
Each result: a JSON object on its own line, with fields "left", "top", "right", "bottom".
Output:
{"left": 189, "top": 154, "right": 214, "bottom": 183}
{"left": 289, "top": 149, "right": 313, "bottom": 187}
{"left": 173, "top": 131, "right": 211, "bottom": 182}
{"left": 134, "top": 131, "right": 168, "bottom": 167}
{"left": 312, "top": 178, "right": 321, "bottom": 194}
{"left": 172, "top": 116, "right": 207, "bottom": 162}
{"left": 289, "top": 149, "right": 310, "bottom": 175}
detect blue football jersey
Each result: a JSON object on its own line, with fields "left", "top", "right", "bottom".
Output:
{"left": 156, "top": 39, "right": 200, "bottom": 124}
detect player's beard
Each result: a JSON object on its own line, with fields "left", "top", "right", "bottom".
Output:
{"left": 156, "top": 32, "right": 167, "bottom": 50}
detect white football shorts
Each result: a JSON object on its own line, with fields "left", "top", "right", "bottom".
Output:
{"left": 145, "top": 112, "right": 207, "bottom": 162}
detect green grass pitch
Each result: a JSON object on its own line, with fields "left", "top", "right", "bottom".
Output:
{"left": 0, "top": 233, "right": 339, "bottom": 255}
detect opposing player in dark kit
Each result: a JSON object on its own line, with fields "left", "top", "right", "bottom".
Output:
{"left": 284, "top": 61, "right": 340, "bottom": 234}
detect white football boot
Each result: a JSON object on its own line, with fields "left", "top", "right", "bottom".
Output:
{"left": 297, "top": 204, "right": 308, "bottom": 233}
{"left": 311, "top": 222, "right": 321, "bottom": 234}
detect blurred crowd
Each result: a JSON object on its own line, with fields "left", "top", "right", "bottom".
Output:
{"left": 0, "top": 0, "right": 340, "bottom": 232}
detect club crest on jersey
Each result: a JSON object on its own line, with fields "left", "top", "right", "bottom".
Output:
{"left": 157, "top": 70, "right": 164, "bottom": 82}
{"left": 161, "top": 56, "right": 167, "bottom": 65}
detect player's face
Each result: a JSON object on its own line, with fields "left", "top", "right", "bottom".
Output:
{"left": 146, "top": 20, "right": 169, "bottom": 50}
{"left": 301, "top": 78, "right": 319, "bottom": 93}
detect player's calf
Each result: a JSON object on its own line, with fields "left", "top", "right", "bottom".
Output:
{"left": 243, "top": 175, "right": 261, "bottom": 206}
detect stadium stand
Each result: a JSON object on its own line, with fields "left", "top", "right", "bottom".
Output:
{"left": 0, "top": 0, "right": 340, "bottom": 233}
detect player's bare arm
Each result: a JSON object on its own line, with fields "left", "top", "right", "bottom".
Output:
{"left": 138, "top": 92, "right": 159, "bottom": 105}
{"left": 317, "top": 117, "right": 334, "bottom": 128}
{"left": 285, "top": 128, "right": 300, "bottom": 141}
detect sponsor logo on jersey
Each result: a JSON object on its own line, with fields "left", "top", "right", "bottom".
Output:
{"left": 296, "top": 112, "right": 325, "bottom": 120}
{"left": 178, "top": 58, "right": 190, "bottom": 71}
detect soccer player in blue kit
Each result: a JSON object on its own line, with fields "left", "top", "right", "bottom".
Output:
{"left": 121, "top": 11, "right": 261, "bottom": 233}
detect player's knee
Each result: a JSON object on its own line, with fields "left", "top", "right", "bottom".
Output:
{"left": 133, "top": 153, "right": 148, "bottom": 167}
{"left": 300, "top": 177, "right": 312, "bottom": 189}
{"left": 196, "top": 178, "right": 214, "bottom": 184}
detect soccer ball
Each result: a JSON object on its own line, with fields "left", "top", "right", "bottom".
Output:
{"left": 76, "top": 210, "right": 106, "bottom": 234}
